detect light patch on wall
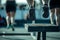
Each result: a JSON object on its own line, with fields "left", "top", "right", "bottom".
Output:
{"left": 35, "top": 0, "right": 40, "bottom": 4}
{"left": 1, "top": 0, "right": 28, "bottom": 4}
{"left": 16, "top": 0, "right": 27, "bottom": 4}
{"left": 1, "top": 0, "right": 6, "bottom": 4}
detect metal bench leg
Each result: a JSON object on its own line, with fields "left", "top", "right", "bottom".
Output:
{"left": 42, "top": 32, "right": 46, "bottom": 40}
{"left": 37, "top": 32, "right": 41, "bottom": 40}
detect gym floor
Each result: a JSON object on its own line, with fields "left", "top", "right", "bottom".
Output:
{"left": 0, "top": 27, "right": 60, "bottom": 40}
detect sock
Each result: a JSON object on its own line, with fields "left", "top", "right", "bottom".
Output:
{"left": 6, "top": 16, "right": 9, "bottom": 27}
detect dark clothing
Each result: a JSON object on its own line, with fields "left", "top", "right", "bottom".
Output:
{"left": 6, "top": 1, "right": 16, "bottom": 12}
{"left": 29, "top": 6, "right": 35, "bottom": 20}
{"left": 50, "top": 0, "right": 60, "bottom": 9}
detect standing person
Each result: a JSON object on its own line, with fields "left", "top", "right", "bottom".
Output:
{"left": 6, "top": 0, "right": 16, "bottom": 31}
{"left": 27, "top": 0, "right": 35, "bottom": 23}
{"left": 26, "top": 0, "right": 36, "bottom": 39}
{"left": 42, "top": 0, "right": 60, "bottom": 26}
{"left": 50, "top": 0, "right": 60, "bottom": 26}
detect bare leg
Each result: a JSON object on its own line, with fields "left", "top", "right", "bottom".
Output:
{"left": 6, "top": 12, "right": 11, "bottom": 29}
{"left": 50, "top": 9, "right": 55, "bottom": 24}
{"left": 55, "top": 8, "right": 60, "bottom": 26}
{"left": 10, "top": 12, "right": 16, "bottom": 31}
{"left": 42, "top": 0, "right": 49, "bottom": 5}
{"left": 10, "top": 12, "right": 15, "bottom": 25}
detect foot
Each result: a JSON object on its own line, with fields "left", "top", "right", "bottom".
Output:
{"left": 6, "top": 25, "right": 10, "bottom": 29}
{"left": 11, "top": 24, "right": 15, "bottom": 31}
{"left": 12, "top": 27, "right": 15, "bottom": 31}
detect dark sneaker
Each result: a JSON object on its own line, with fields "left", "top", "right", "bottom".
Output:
{"left": 11, "top": 24, "right": 15, "bottom": 31}
{"left": 12, "top": 27, "right": 15, "bottom": 31}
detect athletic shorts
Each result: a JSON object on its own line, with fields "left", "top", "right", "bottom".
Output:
{"left": 29, "top": 8, "right": 35, "bottom": 20}
{"left": 50, "top": 0, "right": 60, "bottom": 9}
{"left": 6, "top": 1, "right": 16, "bottom": 12}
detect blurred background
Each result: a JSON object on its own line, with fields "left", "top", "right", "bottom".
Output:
{"left": 0, "top": 0, "right": 51, "bottom": 26}
{"left": 0, "top": 0, "right": 49, "bottom": 20}
{"left": 0, "top": 0, "right": 60, "bottom": 40}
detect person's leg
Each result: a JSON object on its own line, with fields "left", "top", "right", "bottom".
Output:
{"left": 50, "top": 9, "right": 55, "bottom": 24}
{"left": 10, "top": 12, "right": 15, "bottom": 25}
{"left": 55, "top": 8, "right": 60, "bottom": 26}
{"left": 10, "top": 11, "right": 16, "bottom": 31}
{"left": 6, "top": 1, "right": 12, "bottom": 29}
{"left": 27, "top": 0, "right": 35, "bottom": 23}
{"left": 6, "top": 12, "right": 11, "bottom": 29}
{"left": 42, "top": 0, "right": 49, "bottom": 5}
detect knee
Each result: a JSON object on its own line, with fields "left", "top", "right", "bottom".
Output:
{"left": 50, "top": 12, "right": 54, "bottom": 17}
{"left": 6, "top": 16, "right": 9, "bottom": 20}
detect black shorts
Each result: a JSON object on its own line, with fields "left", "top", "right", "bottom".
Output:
{"left": 6, "top": 1, "right": 16, "bottom": 12}
{"left": 50, "top": 0, "right": 60, "bottom": 9}
{"left": 29, "top": 8, "right": 35, "bottom": 20}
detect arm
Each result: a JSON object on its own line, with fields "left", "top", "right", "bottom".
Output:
{"left": 42, "top": 0, "right": 49, "bottom": 5}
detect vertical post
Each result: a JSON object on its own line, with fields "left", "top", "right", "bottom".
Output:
{"left": 37, "top": 32, "right": 41, "bottom": 40}
{"left": 42, "top": 32, "right": 46, "bottom": 40}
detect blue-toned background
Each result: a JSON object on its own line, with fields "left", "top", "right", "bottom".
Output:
{"left": 0, "top": 0, "right": 50, "bottom": 20}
